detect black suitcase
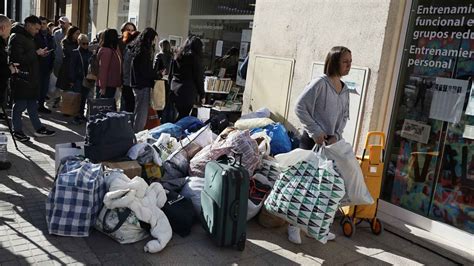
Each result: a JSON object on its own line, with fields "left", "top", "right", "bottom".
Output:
{"left": 201, "top": 155, "right": 249, "bottom": 250}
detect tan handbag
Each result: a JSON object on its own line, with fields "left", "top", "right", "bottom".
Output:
{"left": 60, "top": 91, "right": 81, "bottom": 116}
{"left": 151, "top": 80, "right": 166, "bottom": 111}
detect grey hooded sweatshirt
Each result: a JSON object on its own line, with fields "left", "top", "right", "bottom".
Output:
{"left": 295, "top": 75, "right": 350, "bottom": 140}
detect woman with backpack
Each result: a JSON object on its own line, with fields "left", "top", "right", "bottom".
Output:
{"left": 97, "top": 28, "right": 122, "bottom": 99}
{"left": 69, "top": 34, "right": 92, "bottom": 124}
{"left": 128, "top": 27, "right": 160, "bottom": 132}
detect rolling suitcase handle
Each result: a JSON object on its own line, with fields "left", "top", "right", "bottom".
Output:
{"left": 216, "top": 152, "right": 243, "bottom": 166}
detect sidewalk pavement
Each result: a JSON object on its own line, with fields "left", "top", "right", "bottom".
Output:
{"left": 0, "top": 110, "right": 460, "bottom": 265}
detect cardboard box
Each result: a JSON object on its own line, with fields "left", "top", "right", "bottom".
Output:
{"left": 103, "top": 161, "right": 142, "bottom": 179}
{"left": 55, "top": 142, "right": 85, "bottom": 172}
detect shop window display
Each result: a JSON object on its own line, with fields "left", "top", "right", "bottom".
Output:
{"left": 383, "top": 0, "right": 474, "bottom": 233}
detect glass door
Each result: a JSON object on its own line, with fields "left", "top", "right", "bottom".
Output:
{"left": 382, "top": 0, "right": 474, "bottom": 234}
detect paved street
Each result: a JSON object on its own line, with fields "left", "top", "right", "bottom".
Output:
{"left": 0, "top": 110, "right": 459, "bottom": 265}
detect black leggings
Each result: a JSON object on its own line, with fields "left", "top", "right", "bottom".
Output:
{"left": 121, "top": 86, "right": 135, "bottom": 113}
{"left": 174, "top": 103, "right": 193, "bottom": 122}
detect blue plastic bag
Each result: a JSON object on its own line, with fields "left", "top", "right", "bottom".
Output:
{"left": 150, "top": 123, "right": 184, "bottom": 140}
{"left": 175, "top": 116, "right": 205, "bottom": 135}
{"left": 251, "top": 123, "right": 292, "bottom": 155}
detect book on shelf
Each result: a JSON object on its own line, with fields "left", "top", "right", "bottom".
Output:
{"left": 204, "top": 76, "right": 234, "bottom": 93}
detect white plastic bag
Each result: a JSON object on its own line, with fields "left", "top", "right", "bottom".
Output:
{"left": 152, "top": 133, "right": 179, "bottom": 162}
{"left": 180, "top": 177, "right": 205, "bottom": 214}
{"left": 251, "top": 131, "right": 271, "bottom": 158}
{"left": 246, "top": 173, "right": 274, "bottom": 221}
{"left": 54, "top": 142, "right": 85, "bottom": 172}
{"left": 95, "top": 207, "right": 149, "bottom": 244}
{"left": 275, "top": 148, "right": 320, "bottom": 168}
{"left": 324, "top": 140, "right": 374, "bottom": 205}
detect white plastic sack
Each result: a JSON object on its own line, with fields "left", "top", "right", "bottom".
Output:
{"left": 127, "top": 143, "right": 162, "bottom": 166}
{"left": 135, "top": 129, "right": 153, "bottom": 143}
{"left": 179, "top": 125, "right": 217, "bottom": 159}
{"left": 152, "top": 133, "right": 179, "bottom": 162}
{"left": 275, "top": 148, "right": 320, "bottom": 168}
{"left": 324, "top": 140, "right": 374, "bottom": 205}
{"left": 54, "top": 142, "right": 85, "bottom": 172}
{"left": 234, "top": 117, "right": 274, "bottom": 130}
{"left": 180, "top": 177, "right": 205, "bottom": 214}
{"left": 95, "top": 207, "right": 149, "bottom": 244}
{"left": 251, "top": 131, "right": 271, "bottom": 158}
{"left": 247, "top": 200, "right": 262, "bottom": 221}
{"left": 246, "top": 173, "right": 273, "bottom": 221}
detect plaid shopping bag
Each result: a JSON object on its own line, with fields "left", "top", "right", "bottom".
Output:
{"left": 46, "top": 157, "right": 106, "bottom": 237}
{"left": 264, "top": 157, "right": 345, "bottom": 244}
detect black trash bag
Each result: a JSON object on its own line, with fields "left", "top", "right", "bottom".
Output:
{"left": 84, "top": 112, "right": 136, "bottom": 163}
{"left": 162, "top": 190, "right": 195, "bottom": 237}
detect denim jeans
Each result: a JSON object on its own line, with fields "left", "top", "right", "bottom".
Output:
{"left": 12, "top": 99, "right": 43, "bottom": 133}
{"left": 132, "top": 87, "right": 150, "bottom": 133}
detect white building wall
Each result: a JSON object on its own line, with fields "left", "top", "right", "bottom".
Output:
{"left": 156, "top": 0, "right": 191, "bottom": 44}
{"left": 243, "top": 0, "right": 406, "bottom": 152}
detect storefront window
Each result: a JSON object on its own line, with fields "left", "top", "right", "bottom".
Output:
{"left": 88, "top": 0, "right": 156, "bottom": 39}
{"left": 189, "top": 19, "right": 252, "bottom": 81}
{"left": 382, "top": 0, "right": 474, "bottom": 233}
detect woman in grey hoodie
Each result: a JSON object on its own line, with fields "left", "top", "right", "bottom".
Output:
{"left": 291, "top": 46, "right": 352, "bottom": 244}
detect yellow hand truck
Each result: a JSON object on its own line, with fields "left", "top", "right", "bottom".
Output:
{"left": 340, "top": 131, "right": 385, "bottom": 237}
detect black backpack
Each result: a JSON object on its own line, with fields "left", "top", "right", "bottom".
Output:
{"left": 162, "top": 190, "right": 195, "bottom": 237}
{"left": 205, "top": 113, "right": 229, "bottom": 135}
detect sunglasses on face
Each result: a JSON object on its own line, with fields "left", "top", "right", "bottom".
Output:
{"left": 81, "top": 42, "right": 89, "bottom": 45}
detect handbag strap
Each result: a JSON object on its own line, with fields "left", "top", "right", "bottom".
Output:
{"left": 102, "top": 208, "right": 132, "bottom": 234}
{"left": 78, "top": 50, "right": 86, "bottom": 79}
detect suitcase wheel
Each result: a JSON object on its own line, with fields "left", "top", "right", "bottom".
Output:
{"left": 237, "top": 234, "right": 246, "bottom": 251}
{"left": 370, "top": 218, "right": 383, "bottom": 235}
{"left": 342, "top": 217, "right": 355, "bottom": 238}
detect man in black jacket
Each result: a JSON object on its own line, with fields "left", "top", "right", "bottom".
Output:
{"left": 35, "top": 16, "right": 55, "bottom": 114}
{"left": 0, "top": 15, "right": 15, "bottom": 170}
{"left": 8, "top": 15, "right": 55, "bottom": 142}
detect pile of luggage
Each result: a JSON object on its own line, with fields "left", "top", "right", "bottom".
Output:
{"left": 47, "top": 107, "right": 373, "bottom": 252}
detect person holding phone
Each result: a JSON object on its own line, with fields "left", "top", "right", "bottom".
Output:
{"left": 292, "top": 46, "right": 352, "bottom": 244}
{"left": 7, "top": 15, "right": 55, "bottom": 142}
{"left": 34, "top": 16, "right": 55, "bottom": 114}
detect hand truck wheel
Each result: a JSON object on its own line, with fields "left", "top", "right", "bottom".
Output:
{"left": 342, "top": 218, "right": 355, "bottom": 238}
{"left": 370, "top": 218, "right": 383, "bottom": 235}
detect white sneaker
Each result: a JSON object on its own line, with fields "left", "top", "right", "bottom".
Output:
{"left": 326, "top": 232, "right": 336, "bottom": 241}
{"left": 288, "top": 225, "right": 302, "bottom": 244}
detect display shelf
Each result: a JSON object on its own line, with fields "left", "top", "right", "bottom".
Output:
{"left": 204, "top": 90, "right": 230, "bottom": 94}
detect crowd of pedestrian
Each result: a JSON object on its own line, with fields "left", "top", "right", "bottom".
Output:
{"left": 0, "top": 14, "right": 207, "bottom": 144}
